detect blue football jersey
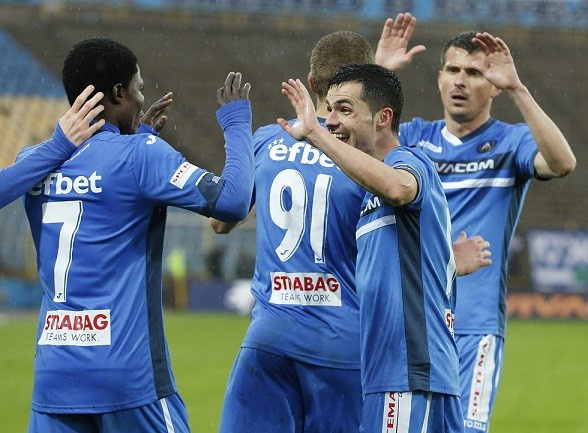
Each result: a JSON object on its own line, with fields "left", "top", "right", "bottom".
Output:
{"left": 21, "top": 100, "right": 253, "bottom": 413}
{"left": 399, "top": 118, "right": 538, "bottom": 337}
{"left": 0, "top": 124, "right": 76, "bottom": 208}
{"left": 355, "top": 145, "right": 460, "bottom": 397}
{"left": 241, "top": 120, "right": 365, "bottom": 369}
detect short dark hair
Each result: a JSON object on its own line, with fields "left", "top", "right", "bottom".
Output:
{"left": 328, "top": 63, "right": 404, "bottom": 134}
{"left": 440, "top": 31, "right": 480, "bottom": 67}
{"left": 62, "top": 37, "right": 138, "bottom": 106}
{"left": 310, "top": 31, "right": 375, "bottom": 100}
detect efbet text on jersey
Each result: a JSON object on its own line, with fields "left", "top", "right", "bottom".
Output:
{"left": 29, "top": 171, "right": 102, "bottom": 196}
{"left": 269, "top": 272, "right": 342, "bottom": 307}
{"left": 269, "top": 141, "right": 336, "bottom": 168}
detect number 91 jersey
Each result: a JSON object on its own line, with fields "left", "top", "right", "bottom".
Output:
{"left": 242, "top": 120, "right": 365, "bottom": 369}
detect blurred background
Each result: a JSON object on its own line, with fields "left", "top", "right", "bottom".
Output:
{"left": 0, "top": 0, "right": 586, "bottom": 316}
{"left": 0, "top": 1, "right": 587, "bottom": 432}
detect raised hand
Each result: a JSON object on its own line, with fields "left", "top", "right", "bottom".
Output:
{"left": 453, "top": 231, "right": 492, "bottom": 276}
{"left": 375, "top": 13, "right": 426, "bottom": 72}
{"left": 217, "top": 72, "right": 251, "bottom": 106}
{"left": 277, "top": 78, "right": 321, "bottom": 141}
{"left": 471, "top": 32, "right": 522, "bottom": 92}
{"left": 58, "top": 85, "right": 105, "bottom": 147}
{"left": 140, "top": 91, "right": 173, "bottom": 133}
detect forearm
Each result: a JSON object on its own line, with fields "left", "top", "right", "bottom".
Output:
{"left": 306, "top": 128, "right": 416, "bottom": 205}
{"left": 0, "top": 124, "right": 75, "bottom": 208}
{"left": 211, "top": 100, "right": 254, "bottom": 221}
{"left": 508, "top": 85, "right": 576, "bottom": 177}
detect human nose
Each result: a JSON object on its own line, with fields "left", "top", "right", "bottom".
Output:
{"left": 325, "top": 110, "right": 339, "bottom": 129}
{"left": 454, "top": 70, "right": 467, "bottom": 87}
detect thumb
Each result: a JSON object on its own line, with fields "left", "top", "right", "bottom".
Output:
{"left": 454, "top": 231, "right": 467, "bottom": 244}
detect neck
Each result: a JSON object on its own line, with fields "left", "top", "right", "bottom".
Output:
{"left": 316, "top": 97, "right": 328, "bottom": 118}
{"left": 444, "top": 111, "right": 491, "bottom": 138}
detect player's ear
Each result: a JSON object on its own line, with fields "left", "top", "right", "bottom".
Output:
{"left": 111, "top": 83, "right": 124, "bottom": 104}
{"left": 376, "top": 107, "right": 393, "bottom": 130}
{"left": 308, "top": 73, "right": 318, "bottom": 94}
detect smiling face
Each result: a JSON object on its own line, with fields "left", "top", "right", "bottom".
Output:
{"left": 325, "top": 81, "right": 378, "bottom": 156}
{"left": 118, "top": 65, "right": 145, "bottom": 135}
{"left": 438, "top": 46, "right": 495, "bottom": 129}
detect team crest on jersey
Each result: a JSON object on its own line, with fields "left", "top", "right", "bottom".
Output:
{"left": 477, "top": 140, "right": 497, "bottom": 153}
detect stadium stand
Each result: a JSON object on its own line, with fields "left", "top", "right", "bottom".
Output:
{"left": 0, "top": 1, "right": 585, "bottom": 307}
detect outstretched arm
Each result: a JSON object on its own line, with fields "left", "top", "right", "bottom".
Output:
{"left": 472, "top": 32, "right": 576, "bottom": 179}
{"left": 375, "top": 13, "right": 426, "bottom": 72}
{"left": 278, "top": 79, "right": 417, "bottom": 206}
{"left": 0, "top": 86, "right": 104, "bottom": 208}
{"left": 210, "top": 72, "right": 255, "bottom": 222}
{"left": 453, "top": 231, "right": 492, "bottom": 276}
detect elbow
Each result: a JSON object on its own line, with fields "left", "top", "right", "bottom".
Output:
{"left": 212, "top": 199, "right": 249, "bottom": 223}
{"left": 559, "top": 156, "right": 577, "bottom": 177}
{"left": 210, "top": 219, "right": 232, "bottom": 234}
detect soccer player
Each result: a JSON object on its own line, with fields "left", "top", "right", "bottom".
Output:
{"left": 0, "top": 85, "right": 105, "bottom": 208}
{"left": 211, "top": 18, "right": 489, "bottom": 433}
{"left": 21, "top": 37, "right": 254, "bottom": 433}
{"left": 377, "top": 22, "right": 576, "bottom": 432}
{"left": 279, "top": 63, "right": 463, "bottom": 432}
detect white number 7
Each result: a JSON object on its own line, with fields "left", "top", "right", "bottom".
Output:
{"left": 42, "top": 201, "right": 83, "bottom": 303}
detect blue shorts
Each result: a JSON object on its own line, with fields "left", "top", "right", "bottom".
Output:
{"left": 456, "top": 334, "right": 504, "bottom": 433}
{"left": 361, "top": 391, "right": 463, "bottom": 433}
{"left": 219, "top": 347, "right": 362, "bottom": 433}
{"left": 29, "top": 392, "right": 190, "bottom": 433}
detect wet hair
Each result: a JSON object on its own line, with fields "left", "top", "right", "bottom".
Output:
{"left": 328, "top": 63, "right": 404, "bottom": 134}
{"left": 440, "top": 31, "right": 480, "bottom": 67}
{"left": 62, "top": 37, "right": 138, "bottom": 106}
{"left": 309, "top": 31, "right": 375, "bottom": 100}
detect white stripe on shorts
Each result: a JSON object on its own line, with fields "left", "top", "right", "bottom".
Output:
{"left": 160, "top": 397, "right": 176, "bottom": 433}
{"left": 420, "top": 393, "right": 432, "bottom": 433}
{"left": 382, "top": 392, "right": 412, "bottom": 433}
{"left": 467, "top": 335, "right": 497, "bottom": 423}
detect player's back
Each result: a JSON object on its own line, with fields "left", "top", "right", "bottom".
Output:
{"left": 242, "top": 122, "right": 364, "bottom": 369}
{"left": 24, "top": 126, "right": 188, "bottom": 413}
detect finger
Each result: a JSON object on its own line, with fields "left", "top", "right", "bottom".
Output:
{"left": 224, "top": 72, "right": 236, "bottom": 96}
{"left": 241, "top": 82, "right": 251, "bottom": 99}
{"left": 83, "top": 104, "right": 104, "bottom": 124}
{"left": 71, "top": 85, "right": 96, "bottom": 112}
{"left": 232, "top": 72, "right": 243, "bottom": 92}
{"left": 380, "top": 17, "right": 394, "bottom": 39}
{"left": 87, "top": 119, "right": 106, "bottom": 136}
{"left": 154, "top": 115, "right": 168, "bottom": 132}
{"left": 457, "top": 231, "right": 467, "bottom": 242}
{"left": 78, "top": 91, "right": 104, "bottom": 119}
{"left": 404, "top": 14, "right": 416, "bottom": 35}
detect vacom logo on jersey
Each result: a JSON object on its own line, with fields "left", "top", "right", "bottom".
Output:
{"left": 38, "top": 309, "right": 111, "bottom": 346}
{"left": 269, "top": 141, "right": 335, "bottom": 168}
{"left": 270, "top": 272, "right": 342, "bottom": 306}
{"left": 435, "top": 159, "right": 495, "bottom": 174}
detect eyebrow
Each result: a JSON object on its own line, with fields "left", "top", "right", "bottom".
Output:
{"left": 327, "top": 97, "right": 354, "bottom": 106}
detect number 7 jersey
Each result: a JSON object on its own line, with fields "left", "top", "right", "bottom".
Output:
{"left": 20, "top": 99, "right": 253, "bottom": 414}
{"left": 242, "top": 121, "right": 365, "bottom": 369}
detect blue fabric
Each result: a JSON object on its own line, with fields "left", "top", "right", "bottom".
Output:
{"left": 2, "top": 123, "right": 75, "bottom": 208}
{"left": 21, "top": 99, "right": 253, "bottom": 413}
{"left": 355, "top": 145, "right": 460, "bottom": 397}
{"left": 399, "top": 117, "right": 538, "bottom": 337}
{"left": 220, "top": 347, "right": 362, "bottom": 433}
